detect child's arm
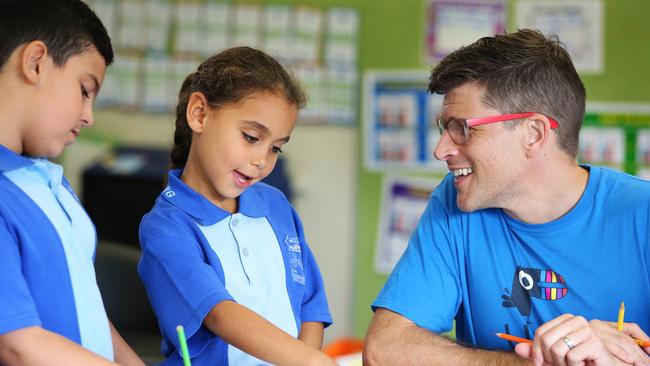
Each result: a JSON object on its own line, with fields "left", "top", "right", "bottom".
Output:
{"left": 0, "top": 326, "right": 119, "bottom": 366}
{"left": 299, "top": 322, "right": 325, "bottom": 350}
{"left": 204, "top": 300, "right": 338, "bottom": 366}
{"left": 109, "top": 322, "right": 145, "bottom": 366}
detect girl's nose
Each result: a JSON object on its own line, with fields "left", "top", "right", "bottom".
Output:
{"left": 251, "top": 158, "right": 266, "bottom": 169}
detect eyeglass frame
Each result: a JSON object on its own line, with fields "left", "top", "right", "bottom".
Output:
{"left": 436, "top": 112, "right": 559, "bottom": 145}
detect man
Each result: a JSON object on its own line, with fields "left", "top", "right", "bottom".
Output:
{"left": 364, "top": 29, "right": 650, "bottom": 366}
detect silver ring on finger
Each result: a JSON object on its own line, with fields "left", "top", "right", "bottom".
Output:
{"left": 562, "top": 335, "right": 576, "bottom": 350}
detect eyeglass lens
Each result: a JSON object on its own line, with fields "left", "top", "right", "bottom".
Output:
{"left": 437, "top": 118, "right": 467, "bottom": 144}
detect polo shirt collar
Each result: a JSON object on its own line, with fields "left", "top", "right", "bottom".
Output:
{"left": 162, "top": 169, "right": 270, "bottom": 226}
{"left": 0, "top": 145, "right": 34, "bottom": 172}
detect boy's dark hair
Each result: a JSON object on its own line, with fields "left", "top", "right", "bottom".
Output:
{"left": 0, "top": 0, "right": 114, "bottom": 70}
{"left": 429, "top": 29, "right": 586, "bottom": 158}
{"left": 171, "top": 46, "right": 306, "bottom": 169}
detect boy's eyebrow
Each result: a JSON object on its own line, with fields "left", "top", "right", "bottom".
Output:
{"left": 242, "top": 120, "right": 291, "bottom": 143}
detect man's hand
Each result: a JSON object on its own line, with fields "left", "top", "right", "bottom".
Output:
{"left": 514, "top": 314, "right": 622, "bottom": 366}
{"left": 590, "top": 320, "right": 650, "bottom": 366}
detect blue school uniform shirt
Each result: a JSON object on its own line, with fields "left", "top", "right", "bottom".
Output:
{"left": 373, "top": 166, "right": 650, "bottom": 348}
{"left": 139, "top": 169, "right": 331, "bottom": 366}
{"left": 0, "top": 145, "right": 113, "bottom": 360}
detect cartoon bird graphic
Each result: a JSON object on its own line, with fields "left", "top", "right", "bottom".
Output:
{"left": 502, "top": 266, "right": 568, "bottom": 318}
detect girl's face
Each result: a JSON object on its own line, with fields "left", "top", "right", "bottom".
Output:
{"left": 182, "top": 91, "right": 298, "bottom": 213}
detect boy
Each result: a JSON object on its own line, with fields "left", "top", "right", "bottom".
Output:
{"left": 0, "top": 0, "right": 144, "bottom": 365}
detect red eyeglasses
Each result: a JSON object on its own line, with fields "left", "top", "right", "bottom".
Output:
{"left": 436, "top": 112, "right": 559, "bottom": 145}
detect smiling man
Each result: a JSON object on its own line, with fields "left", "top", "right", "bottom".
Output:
{"left": 364, "top": 29, "right": 650, "bottom": 366}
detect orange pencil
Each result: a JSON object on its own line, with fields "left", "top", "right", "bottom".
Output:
{"left": 496, "top": 332, "right": 533, "bottom": 344}
{"left": 635, "top": 338, "right": 650, "bottom": 348}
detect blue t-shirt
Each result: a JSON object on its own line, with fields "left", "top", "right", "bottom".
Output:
{"left": 0, "top": 145, "right": 113, "bottom": 359}
{"left": 373, "top": 166, "right": 650, "bottom": 349}
{"left": 139, "top": 169, "right": 331, "bottom": 366}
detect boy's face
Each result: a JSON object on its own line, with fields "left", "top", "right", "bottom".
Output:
{"left": 22, "top": 47, "right": 106, "bottom": 157}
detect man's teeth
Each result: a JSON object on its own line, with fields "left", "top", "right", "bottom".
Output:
{"left": 453, "top": 168, "right": 473, "bottom": 177}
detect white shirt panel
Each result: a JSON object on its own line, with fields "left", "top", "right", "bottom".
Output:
{"left": 199, "top": 213, "right": 297, "bottom": 366}
{"left": 4, "top": 159, "right": 113, "bottom": 360}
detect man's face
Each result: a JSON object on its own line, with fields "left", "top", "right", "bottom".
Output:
{"left": 22, "top": 47, "right": 106, "bottom": 157}
{"left": 434, "top": 82, "right": 528, "bottom": 212}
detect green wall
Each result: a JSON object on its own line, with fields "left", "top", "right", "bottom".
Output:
{"left": 350, "top": 0, "right": 650, "bottom": 338}
{"left": 238, "top": 0, "right": 650, "bottom": 338}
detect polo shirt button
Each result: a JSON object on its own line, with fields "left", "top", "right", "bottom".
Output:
{"left": 242, "top": 247, "right": 249, "bottom": 257}
{"left": 231, "top": 218, "right": 239, "bottom": 226}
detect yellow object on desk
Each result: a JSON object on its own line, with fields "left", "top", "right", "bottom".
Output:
{"left": 617, "top": 301, "right": 625, "bottom": 331}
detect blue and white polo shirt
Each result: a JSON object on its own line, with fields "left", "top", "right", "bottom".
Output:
{"left": 138, "top": 169, "right": 331, "bottom": 366}
{"left": 0, "top": 145, "right": 113, "bottom": 360}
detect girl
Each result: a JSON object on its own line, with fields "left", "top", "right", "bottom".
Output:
{"left": 138, "top": 46, "right": 337, "bottom": 366}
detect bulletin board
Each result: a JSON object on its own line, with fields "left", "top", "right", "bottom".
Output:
{"left": 363, "top": 70, "right": 447, "bottom": 172}
{"left": 581, "top": 103, "right": 650, "bottom": 179}
{"left": 86, "top": 0, "right": 360, "bottom": 125}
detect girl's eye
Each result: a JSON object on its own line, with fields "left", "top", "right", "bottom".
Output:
{"left": 271, "top": 146, "right": 283, "bottom": 154}
{"left": 243, "top": 132, "right": 259, "bottom": 143}
{"left": 81, "top": 86, "right": 90, "bottom": 98}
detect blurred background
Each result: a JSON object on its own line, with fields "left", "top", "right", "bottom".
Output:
{"left": 69, "top": 0, "right": 650, "bottom": 363}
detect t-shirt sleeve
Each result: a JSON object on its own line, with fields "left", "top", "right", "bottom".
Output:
{"left": 291, "top": 207, "right": 332, "bottom": 327}
{"left": 372, "top": 178, "right": 461, "bottom": 334}
{"left": 138, "top": 211, "right": 233, "bottom": 357}
{"left": 0, "top": 215, "right": 41, "bottom": 334}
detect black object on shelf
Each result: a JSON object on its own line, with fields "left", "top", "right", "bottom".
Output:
{"left": 82, "top": 147, "right": 170, "bottom": 248}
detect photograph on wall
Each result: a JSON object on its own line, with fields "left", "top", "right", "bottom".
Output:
{"left": 374, "top": 176, "right": 440, "bottom": 275}
{"left": 423, "top": 0, "right": 506, "bottom": 63}
{"left": 364, "top": 70, "right": 447, "bottom": 171}
{"left": 637, "top": 129, "right": 650, "bottom": 180}
{"left": 516, "top": 0, "right": 603, "bottom": 74}
{"left": 578, "top": 127, "right": 625, "bottom": 170}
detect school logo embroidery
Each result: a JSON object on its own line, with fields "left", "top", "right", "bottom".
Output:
{"left": 285, "top": 235, "right": 305, "bottom": 285}
{"left": 163, "top": 186, "right": 175, "bottom": 198}
{"left": 501, "top": 266, "right": 568, "bottom": 340}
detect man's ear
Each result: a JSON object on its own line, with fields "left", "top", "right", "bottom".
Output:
{"left": 20, "top": 41, "right": 49, "bottom": 84}
{"left": 524, "top": 113, "right": 552, "bottom": 158}
{"left": 186, "top": 91, "right": 209, "bottom": 133}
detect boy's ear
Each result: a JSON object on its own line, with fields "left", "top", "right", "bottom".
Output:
{"left": 186, "top": 91, "right": 209, "bottom": 133}
{"left": 20, "top": 41, "right": 49, "bottom": 84}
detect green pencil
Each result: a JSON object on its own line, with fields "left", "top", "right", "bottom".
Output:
{"left": 176, "top": 325, "right": 192, "bottom": 366}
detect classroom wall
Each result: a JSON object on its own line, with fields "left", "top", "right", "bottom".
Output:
{"left": 352, "top": 0, "right": 650, "bottom": 338}
{"left": 63, "top": 0, "right": 650, "bottom": 346}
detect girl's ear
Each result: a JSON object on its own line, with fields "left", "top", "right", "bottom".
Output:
{"left": 20, "top": 41, "right": 49, "bottom": 84}
{"left": 186, "top": 91, "right": 209, "bottom": 133}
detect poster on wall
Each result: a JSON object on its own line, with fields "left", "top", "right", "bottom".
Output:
{"left": 577, "top": 127, "right": 625, "bottom": 170}
{"left": 583, "top": 102, "right": 650, "bottom": 179}
{"left": 516, "top": 0, "right": 603, "bottom": 74}
{"left": 87, "top": 0, "right": 360, "bottom": 125}
{"left": 374, "top": 176, "right": 440, "bottom": 275}
{"left": 363, "top": 70, "right": 448, "bottom": 172}
{"left": 637, "top": 129, "right": 650, "bottom": 180}
{"left": 423, "top": 0, "right": 506, "bottom": 64}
